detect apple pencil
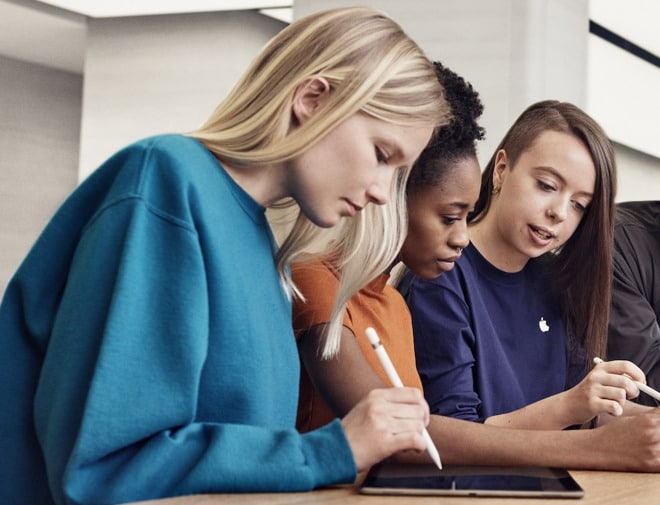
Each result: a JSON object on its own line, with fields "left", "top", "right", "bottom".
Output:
{"left": 593, "top": 357, "right": 660, "bottom": 402}
{"left": 365, "top": 326, "right": 442, "bottom": 469}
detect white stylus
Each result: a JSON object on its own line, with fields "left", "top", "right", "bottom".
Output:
{"left": 593, "top": 357, "right": 660, "bottom": 402}
{"left": 365, "top": 326, "right": 442, "bottom": 469}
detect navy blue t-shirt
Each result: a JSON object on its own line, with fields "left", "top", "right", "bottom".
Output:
{"left": 403, "top": 243, "right": 585, "bottom": 423}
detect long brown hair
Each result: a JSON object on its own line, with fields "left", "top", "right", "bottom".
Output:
{"left": 472, "top": 100, "right": 617, "bottom": 363}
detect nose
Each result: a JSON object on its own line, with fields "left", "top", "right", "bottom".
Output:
{"left": 547, "top": 197, "right": 569, "bottom": 222}
{"left": 365, "top": 166, "right": 396, "bottom": 205}
{"left": 449, "top": 221, "right": 470, "bottom": 251}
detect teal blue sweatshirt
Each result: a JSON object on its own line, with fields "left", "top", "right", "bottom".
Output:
{"left": 0, "top": 135, "right": 356, "bottom": 505}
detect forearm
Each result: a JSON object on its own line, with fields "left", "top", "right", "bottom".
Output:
{"left": 483, "top": 391, "right": 579, "bottom": 430}
{"left": 299, "top": 324, "right": 384, "bottom": 418}
{"left": 397, "top": 414, "right": 660, "bottom": 472}
{"left": 428, "top": 416, "right": 556, "bottom": 466}
{"left": 394, "top": 415, "right": 590, "bottom": 467}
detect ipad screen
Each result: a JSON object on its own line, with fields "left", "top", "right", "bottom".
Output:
{"left": 360, "top": 463, "right": 584, "bottom": 498}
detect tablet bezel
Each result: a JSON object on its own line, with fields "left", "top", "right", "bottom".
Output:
{"left": 359, "top": 462, "right": 585, "bottom": 498}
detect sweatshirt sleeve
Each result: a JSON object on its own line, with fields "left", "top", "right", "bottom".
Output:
{"left": 406, "top": 276, "right": 483, "bottom": 421}
{"left": 34, "top": 196, "right": 355, "bottom": 505}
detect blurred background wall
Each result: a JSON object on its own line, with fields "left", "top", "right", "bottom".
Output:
{"left": 0, "top": 0, "right": 658, "bottom": 295}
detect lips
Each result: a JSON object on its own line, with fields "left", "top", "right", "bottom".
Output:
{"left": 529, "top": 225, "right": 555, "bottom": 241}
{"left": 349, "top": 200, "right": 364, "bottom": 212}
{"left": 436, "top": 257, "right": 459, "bottom": 273}
{"left": 343, "top": 199, "right": 364, "bottom": 218}
{"left": 441, "top": 255, "right": 461, "bottom": 263}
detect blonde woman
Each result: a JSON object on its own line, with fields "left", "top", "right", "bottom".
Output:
{"left": 0, "top": 7, "right": 448, "bottom": 505}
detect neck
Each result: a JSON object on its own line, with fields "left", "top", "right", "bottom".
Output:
{"left": 469, "top": 216, "right": 529, "bottom": 273}
{"left": 217, "top": 156, "right": 288, "bottom": 208}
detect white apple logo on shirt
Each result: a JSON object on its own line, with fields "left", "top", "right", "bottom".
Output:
{"left": 539, "top": 317, "right": 550, "bottom": 332}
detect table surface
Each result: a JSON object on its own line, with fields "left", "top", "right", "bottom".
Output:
{"left": 121, "top": 469, "right": 660, "bottom": 505}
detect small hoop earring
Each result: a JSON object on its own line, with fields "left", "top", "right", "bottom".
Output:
{"left": 492, "top": 185, "right": 501, "bottom": 196}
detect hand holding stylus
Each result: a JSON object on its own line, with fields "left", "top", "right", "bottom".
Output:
{"left": 365, "top": 327, "right": 443, "bottom": 469}
{"left": 593, "top": 357, "right": 660, "bottom": 402}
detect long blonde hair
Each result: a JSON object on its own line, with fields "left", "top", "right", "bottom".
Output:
{"left": 291, "top": 169, "right": 410, "bottom": 358}
{"left": 189, "top": 7, "right": 449, "bottom": 356}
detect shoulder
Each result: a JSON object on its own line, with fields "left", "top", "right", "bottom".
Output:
{"left": 405, "top": 263, "right": 470, "bottom": 312}
{"left": 81, "top": 134, "right": 225, "bottom": 233}
{"left": 118, "top": 134, "right": 214, "bottom": 177}
{"left": 127, "top": 134, "right": 208, "bottom": 157}
{"left": 291, "top": 259, "right": 339, "bottom": 291}
{"left": 616, "top": 201, "right": 660, "bottom": 232}
{"left": 93, "top": 134, "right": 216, "bottom": 193}
{"left": 291, "top": 259, "right": 341, "bottom": 332}
{"left": 614, "top": 201, "right": 660, "bottom": 260}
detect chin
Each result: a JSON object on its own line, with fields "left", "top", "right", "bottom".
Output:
{"left": 417, "top": 265, "right": 446, "bottom": 280}
{"left": 311, "top": 215, "right": 341, "bottom": 228}
{"left": 526, "top": 248, "right": 547, "bottom": 259}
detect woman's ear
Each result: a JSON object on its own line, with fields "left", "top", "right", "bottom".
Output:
{"left": 493, "top": 149, "right": 509, "bottom": 187}
{"left": 291, "top": 76, "right": 331, "bottom": 125}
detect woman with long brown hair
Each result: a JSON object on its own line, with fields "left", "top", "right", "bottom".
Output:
{"left": 405, "top": 100, "right": 651, "bottom": 430}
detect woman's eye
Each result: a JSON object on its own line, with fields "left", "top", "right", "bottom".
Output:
{"left": 537, "top": 180, "right": 555, "bottom": 192}
{"left": 572, "top": 200, "right": 588, "bottom": 213}
{"left": 375, "top": 147, "right": 389, "bottom": 164}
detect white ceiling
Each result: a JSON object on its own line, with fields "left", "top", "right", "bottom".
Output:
{"left": 0, "top": 0, "right": 292, "bottom": 73}
{"left": 0, "top": 0, "right": 657, "bottom": 74}
{"left": 34, "top": 0, "right": 293, "bottom": 18}
{"left": 0, "top": 0, "right": 86, "bottom": 72}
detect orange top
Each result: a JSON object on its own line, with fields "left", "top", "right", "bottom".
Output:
{"left": 291, "top": 259, "right": 423, "bottom": 432}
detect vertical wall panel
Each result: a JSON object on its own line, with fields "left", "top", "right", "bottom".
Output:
{"left": 0, "top": 56, "right": 82, "bottom": 293}
{"left": 0, "top": 55, "right": 82, "bottom": 296}
{"left": 612, "top": 142, "right": 660, "bottom": 202}
{"left": 78, "top": 11, "right": 285, "bottom": 180}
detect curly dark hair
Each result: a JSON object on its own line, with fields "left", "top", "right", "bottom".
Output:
{"left": 406, "top": 61, "right": 485, "bottom": 194}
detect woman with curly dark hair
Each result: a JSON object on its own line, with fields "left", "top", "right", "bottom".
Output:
{"left": 291, "top": 61, "right": 484, "bottom": 435}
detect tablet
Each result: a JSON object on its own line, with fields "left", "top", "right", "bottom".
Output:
{"left": 359, "top": 462, "right": 584, "bottom": 498}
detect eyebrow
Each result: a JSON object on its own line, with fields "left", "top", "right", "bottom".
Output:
{"left": 445, "top": 201, "right": 472, "bottom": 210}
{"left": 534, "top": 166, "right": 594, "bottom": 198}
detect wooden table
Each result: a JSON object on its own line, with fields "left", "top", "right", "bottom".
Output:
{"left": 122, "top": 470, "right": 660, "bottom": 505}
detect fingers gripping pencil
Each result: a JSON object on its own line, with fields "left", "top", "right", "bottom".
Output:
{"left": 366, "top": 327, "right": 442, "bottom": 469}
